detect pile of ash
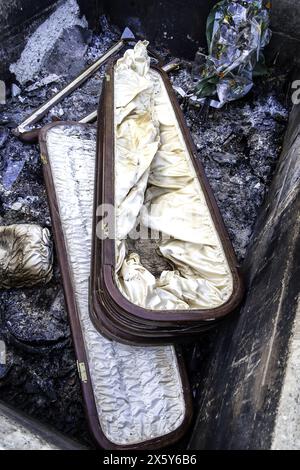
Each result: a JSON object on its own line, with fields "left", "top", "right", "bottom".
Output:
{"left": 0, "top": 6, "right": 290, "bottom": 447}
{"left": 171, "top": 67, "right": 289, "bottom": 260}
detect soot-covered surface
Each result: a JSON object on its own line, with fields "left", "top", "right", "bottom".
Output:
{"left": 0, "top": 9, "right": 290, "bottom": 447}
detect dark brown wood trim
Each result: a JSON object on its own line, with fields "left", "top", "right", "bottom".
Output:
{"left": 39, "top": 121, "right": 193, "bottom": 450}
{"left": 90, "top": 60, "right": 244, "bottom": 343}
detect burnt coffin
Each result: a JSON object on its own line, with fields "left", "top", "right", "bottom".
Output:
{"left": 90, "top": 42, "right": 244, "bottom": 344}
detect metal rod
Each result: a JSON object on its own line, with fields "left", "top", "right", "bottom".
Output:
{"left": 79, "top": 110, "right": 98, "bottom": 124}
{"left": 14, "top": 40, "right": 125, "bottom": 136}
{"left": 15, "top": 49, "right": 179, "bottom": 142}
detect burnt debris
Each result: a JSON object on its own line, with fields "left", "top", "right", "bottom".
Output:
{"left": 0, "top": 6, "right": 289, "bottom": 447}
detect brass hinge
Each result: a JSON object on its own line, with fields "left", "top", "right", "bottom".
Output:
{"left": 40, "top": 154, "right": 47, "bottom": 165}
{"left": 77, "top": 361, "right": 88, "bottom": 383}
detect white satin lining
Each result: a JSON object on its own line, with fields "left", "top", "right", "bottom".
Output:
{"left": 46, "top": 125, "right": 186, "bottom": 445}
{"left": 114, "top": 41, "right": 233, "bottom": 311}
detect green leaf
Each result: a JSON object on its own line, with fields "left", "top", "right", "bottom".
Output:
{"left": 206, "top": 1, "right": 225, "bottom": 48}
{"left": 195, "top": 76, "right": 219, "bottom": 98}
{"left": 253, "top": 54, "right": 268, "bottom": 77}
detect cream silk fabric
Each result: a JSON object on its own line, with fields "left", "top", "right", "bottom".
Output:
{"left": 114, "top": 42, "right": 233, "bottom": 311}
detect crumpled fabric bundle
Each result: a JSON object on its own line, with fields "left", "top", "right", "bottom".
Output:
{"left": 114, "top": 41, "right": 233, "bottom": 310}
{"left": 192, "top": 0, "right": 271, "bottom": 108}
{"left": 0, "top": 224, "right": 53, "bottom": 288}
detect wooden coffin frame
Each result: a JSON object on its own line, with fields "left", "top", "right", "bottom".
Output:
{"left": 39, "top": 122, "right": 192, "bottom": 449}
{"left": 90, "top": 60, "right": 244, "bottom": 345}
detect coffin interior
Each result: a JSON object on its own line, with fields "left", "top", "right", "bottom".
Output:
{"left": 44, "top": 123, "right": 186, "bottom": 446}
{"left": 114, "top": 43, "right": 234, "bottom": 312}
